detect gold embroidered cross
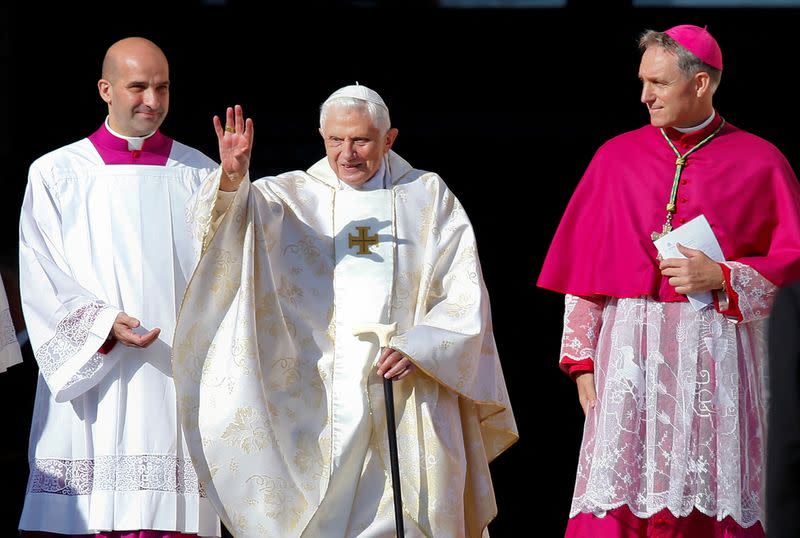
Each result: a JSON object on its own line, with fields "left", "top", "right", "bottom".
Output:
{"left": 348, "top": 226, "right": 378, "bottom": 255}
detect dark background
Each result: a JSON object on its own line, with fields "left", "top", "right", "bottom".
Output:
{"left": 1, "top": 3, "right": 798, "bottom": 537}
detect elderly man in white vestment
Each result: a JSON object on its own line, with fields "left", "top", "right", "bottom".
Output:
{"left": 171, "top": 86, "right": 519, "bottom": 537}
{"left": 17, "top": 37, "right": 221, "bottom": 537}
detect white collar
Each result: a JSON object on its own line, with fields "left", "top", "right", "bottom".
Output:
{"left": 674, "top": 111, "right": 715, "bottom": 134}
{"left": 105, "top": 116, "right": 157, "bottom": 150}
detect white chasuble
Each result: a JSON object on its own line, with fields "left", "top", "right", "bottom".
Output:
{"left": 19, "top": 139, "right": 220, "bottom": 535}
{"left": 174, "top": 151, "right": 518, "bottom": 537}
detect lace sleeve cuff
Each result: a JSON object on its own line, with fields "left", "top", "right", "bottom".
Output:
{"left": 559, "top": 294, "right": 603, "bottom": 376}
{"left": 718, "top": 261, "right": 777, "bottom": 323}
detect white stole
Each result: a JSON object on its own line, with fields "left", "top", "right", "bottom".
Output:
{"left": 309, "top": 188, "right": 395, "bottom": 533}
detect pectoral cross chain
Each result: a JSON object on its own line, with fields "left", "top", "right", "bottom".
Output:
{"left": 651, "top": 222, "right": 672, "bottom": 241}
{"left": 651, "top": 118, "right": 725, "bottom": 243}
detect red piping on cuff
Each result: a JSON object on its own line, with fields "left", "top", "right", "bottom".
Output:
{"left": 713, "top": 264, "right": 743, "bottom": 322}
{"left": 560, "top": 356, "right": 595, "bottom": 379}
{"left": 98, "top": 335, "right": 117, "bottom": 354}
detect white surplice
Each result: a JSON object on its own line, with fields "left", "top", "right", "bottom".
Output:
{"left": 561, "top": 263, "right": 775, "bottom": 528}
{"left": 0, "top": 278, "right": 23, "bottom": 373}
{"left": 18, "top": 137, "right": 221, "bottom": 535}
{"left": 173, "top": 151, "right": 518, "bottom": 537}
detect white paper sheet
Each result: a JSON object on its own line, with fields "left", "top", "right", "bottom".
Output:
{"left": 653, "top": 214, "right": 725, "bottom": 310}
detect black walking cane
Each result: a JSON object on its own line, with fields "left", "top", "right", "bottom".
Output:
{"left": 353, "top": 322, "right": 404, "bottom": 536}
{"left": 383, "top": 374, "right": 404, "bottom": 536}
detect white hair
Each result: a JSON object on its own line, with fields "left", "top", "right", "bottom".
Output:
{"left": 319, "top": 97, "right": 391, "bottom": 134}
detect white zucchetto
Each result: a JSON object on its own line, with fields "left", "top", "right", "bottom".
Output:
{"left": 323, "top": 83, "right": 388, "bottom": 111}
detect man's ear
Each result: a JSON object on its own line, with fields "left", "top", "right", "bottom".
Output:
{"left": 98, "top": 79, "right": 112, "bottom": 104}
{"left": 385, "top": 127, "right": 399, "bottom": 151}
{"left": 694, "top": 71, "right": 711, "bottom": 98}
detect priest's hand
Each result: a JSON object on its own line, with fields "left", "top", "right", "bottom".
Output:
{"left": 213, "top": 104, "right": 254, "bottom": 192}
{"left": 575, "top": 372, "right": 597, "bottom": 416}
{"left": 111, "top": 312, "right": 161, "bottom": 348}
{"left": 659, "top": 243, "right": 724, "bottom": 295}
{"left": 377, "top": 347, "right": 416, "bottom": 381}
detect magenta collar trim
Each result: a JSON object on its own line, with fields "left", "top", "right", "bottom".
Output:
{"left": 88, "top": 124, "right": 173, "bottom": 165}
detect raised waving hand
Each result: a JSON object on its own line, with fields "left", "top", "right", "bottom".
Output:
{"left": 213, "top": 104, "right": 254, "bottom": 191}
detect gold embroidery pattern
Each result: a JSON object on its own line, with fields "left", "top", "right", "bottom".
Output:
{"left": 282, "top": 232, "right": 330, "bottom": 277}
{"left": 221, "top": 407, "right": 273, "bottom": 453}
{"left": 277, "top": 275, "right": 304, "bottom": 305}
{"left": 209, "top": 248, "right": 240, "bottom": 297}
{"left": 269, "top": 357, "right": 301, "bottom": 390}
{"left": 457, "top": 243, "right": 480, "bottom": 285}
{"left": 227, "top": 513, "right": 248, "bottom": 537}
{"left": 245, "top": 474, "right": 305, "bottom": 529}
{"left": 445, "top": 294, "right": 476, "bottom": 318}
{"left": 391, "top": 270, "right": 421, "bottom": 313}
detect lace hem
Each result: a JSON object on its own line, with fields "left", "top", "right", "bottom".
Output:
{"left": 569, "top": 500, "right": 764, "bottom": 529}
{"left": 29, "top": 455, "right": 205, "bottom": 497}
